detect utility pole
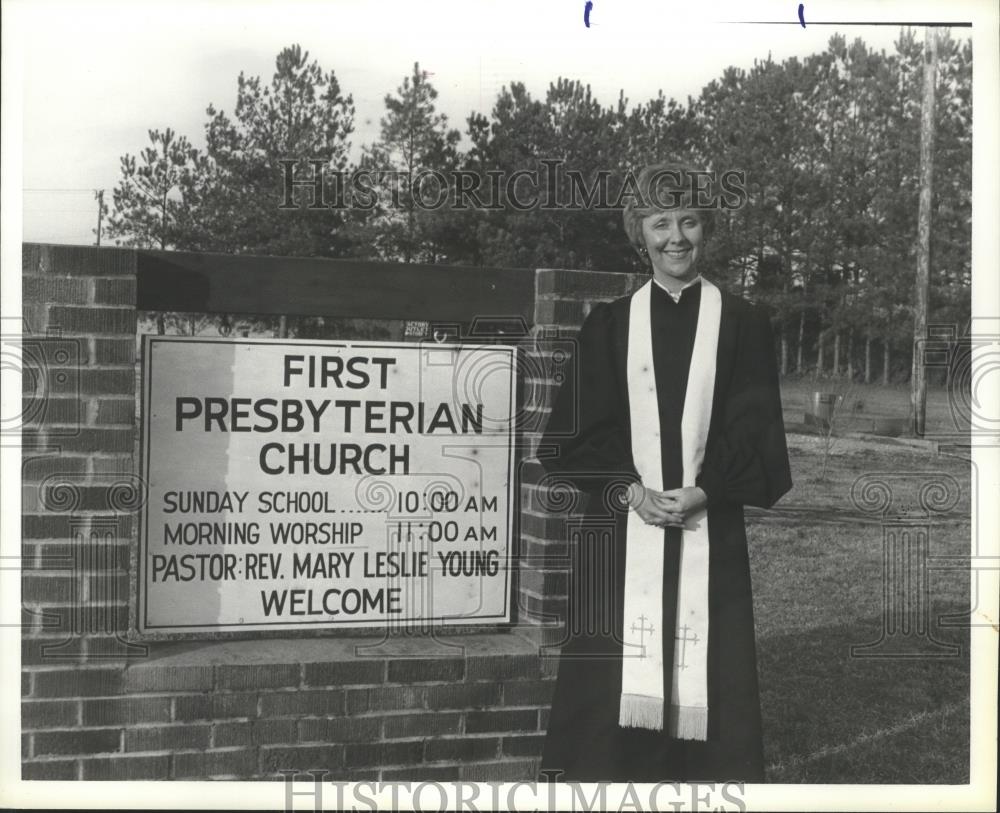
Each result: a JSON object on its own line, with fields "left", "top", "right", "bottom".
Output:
{"left": 911, "top": 27, "right": 938, "bottom": 436}
{"left": 94, "top": 189, "right": 105, "bottom": 246}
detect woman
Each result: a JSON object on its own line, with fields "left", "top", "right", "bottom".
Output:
{"left": 537, "top": 161, "right": 792, "bottom": 782}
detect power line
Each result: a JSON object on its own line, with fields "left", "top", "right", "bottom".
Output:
{"left": 23, "top": 188, "right": 103, "bottom": 193}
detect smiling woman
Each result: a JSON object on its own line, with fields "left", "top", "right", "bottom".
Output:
{"left": 623, "top": 162, "right": 718, "bottom": 284}
{"left": 538, "top": 159, "right": 792, "bottom": 782}
{"left": 640, "top": 208, "right": 706, "bottom": 287}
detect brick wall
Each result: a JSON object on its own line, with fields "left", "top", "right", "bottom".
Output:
{"left": 22, "top": 644, "right": 555, "bottom": 781}
{"left": 20, "top": 243, "right": 638, "bottom": 781}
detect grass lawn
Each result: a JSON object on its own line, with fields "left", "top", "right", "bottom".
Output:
{"left": 778, "top": 377, "right": 962, "bottom": 438}
{"left": 749, "top": 434, "right": 971, "bottom": 783}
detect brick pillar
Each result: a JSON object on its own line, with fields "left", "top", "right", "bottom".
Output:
{"left": 21, "top": 244, "right": 144, "bottom": 780}
{"left": 517, "top": 268, "right": 644, "bottom": 650}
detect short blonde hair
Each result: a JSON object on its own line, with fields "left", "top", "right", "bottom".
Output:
{"left": 622, "top": 161, "right": 717, "bottom": 255}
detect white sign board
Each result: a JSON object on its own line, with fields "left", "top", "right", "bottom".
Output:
{"left": 136, "top": 336, "right": 517, "bottom": 635}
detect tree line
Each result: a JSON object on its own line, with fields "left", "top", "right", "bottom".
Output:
{"left": 105, "top": 34, "right": 971, "bottom": 384}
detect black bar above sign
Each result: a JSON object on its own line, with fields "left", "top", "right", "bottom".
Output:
{"left": 136, "top": 249, "right": 536, "bottom": 323}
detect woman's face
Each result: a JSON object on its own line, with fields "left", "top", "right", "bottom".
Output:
{"left": 640, "top": 208, "right": 705, "bottom": 284}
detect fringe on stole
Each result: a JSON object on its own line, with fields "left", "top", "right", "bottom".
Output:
{"left": 618, "top": 694, "right": 664, "bottom": 731}
{"left": 618, "top": 696, "right": 710, "bottom": 740}
{"left": 669, "top": 704, "right": 709, "bottom": 741}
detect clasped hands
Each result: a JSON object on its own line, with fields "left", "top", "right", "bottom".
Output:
{"left": 626, "top": 482, "right": 707, "bottom": 528}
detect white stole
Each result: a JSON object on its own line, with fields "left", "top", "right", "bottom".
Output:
{"left": 619, "top": 276, "right": 721, "bottom": 739}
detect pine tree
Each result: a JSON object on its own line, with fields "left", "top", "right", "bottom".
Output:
{"left": 106, "top": 45, "right": 356, "bottom": 258}
{"left": 359, "top": 62, "right": 461, "bottom": 263}
{"left": 105, "top": 128, "right": 195, "bottom": 249}
{"left": 194, "top": 44, "right": 356, "bottom": 256}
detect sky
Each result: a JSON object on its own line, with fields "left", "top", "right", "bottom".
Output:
{"left": 7, "top": 0, "right": 979, "bottom": 245}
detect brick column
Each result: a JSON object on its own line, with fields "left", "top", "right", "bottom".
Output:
{"left": 516, "top": 268, "right": 644, "bottom": 648}
{"left": 21, "top": 244, "right": 144, "bottom": 779}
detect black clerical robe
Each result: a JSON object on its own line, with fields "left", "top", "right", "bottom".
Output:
{"left": 537, "top": 280, "right": 792, "bottom": 783}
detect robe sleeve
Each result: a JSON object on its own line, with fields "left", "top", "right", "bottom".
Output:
{"left": 695, "top": 305, "right": 792, "bottom": 509}
{"left": 536, "top": 302, "right": 640, "bottom": 498}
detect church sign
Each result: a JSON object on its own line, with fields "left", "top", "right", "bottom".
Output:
{"left": 135, "top": 336, "right": 517, "bottom": 636}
